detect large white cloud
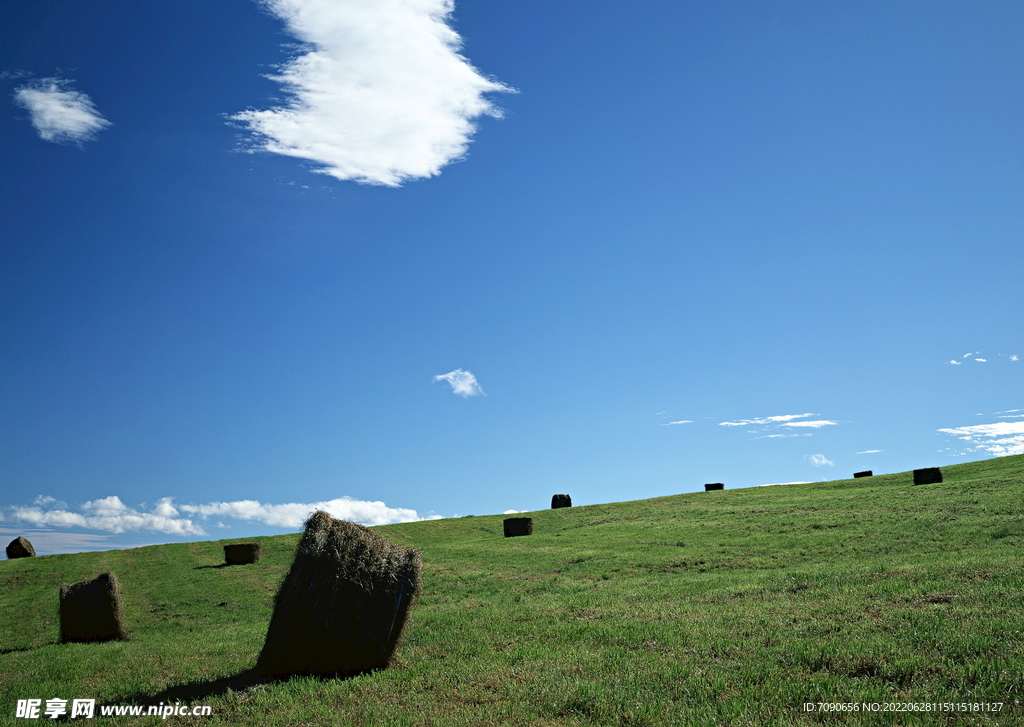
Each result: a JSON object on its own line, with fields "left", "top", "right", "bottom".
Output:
{"left": 9, "top": 496, "right": 203, "bottom": 536}
{"left": 13, "top": 77, "right": 111, "bottom": 144}
{"left": 5, "top": 494, "right": 439, "bottom": 536}
{"left": 231, "top": 0, "right": 512, "bottom": 186}
{"left": 179, "top": 496, "right": 433, "bottom": 527}
{"left": 938, "top": 421, "right": 1024, "bottom": 457}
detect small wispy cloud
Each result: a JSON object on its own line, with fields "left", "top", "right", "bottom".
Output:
{"left": 502, "top": 509, "right": 524, "bottom": 514}
{"left": 4, "top": 494, "right": 439, "bottom": 536}
{"left": 806, "top": 454, "right": 834, "bottom": 467}
{"left": 231, "top": 0, "right": 512, "bottom": 186}
{"left": 856, "top": 449, "right": 883, "bottom": 454}
{"left": 660, "top": 420, "right": 692, "bottom": 426}
{"left": 948, "top": 352, "right": 1017, "bottom": 365}
{"left": 937, "top": 421, "right": 1024, "bottom": 457}
{"left": 433, "top": 368, "right": 484, "bottom": 397}
{"left": 720, "top": 413, "right": 816, "bottom": 427}
{"left": 13, "top": 77, "right": 111, "bottom": 144}
{"left": 780, "top": 420, "right": 837, "bottom": 429}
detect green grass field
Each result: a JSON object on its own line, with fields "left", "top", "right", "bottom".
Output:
{"left": 2, "top": 455, "right": 1023, "bottom": 726}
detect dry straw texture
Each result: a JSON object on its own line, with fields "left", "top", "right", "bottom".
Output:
{"left": 503, "top": 517, "right": 533, "bottom": 537}
{"left": 59, "top": 572, "right": 129, "bottom": 643}
{"left": 551, "top": 494, "right": 572, "bottom": 509}
{"left": 256, "top": 511, "right": 422, "bottom": 679}
{"left": 6, "top": 536, "right": 35, "bottom": 559}
{"left": 224, "top": 542, "right": 262, "bottom": 565}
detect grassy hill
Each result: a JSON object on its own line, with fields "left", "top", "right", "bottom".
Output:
{"left": 2, "top": 455, "right": 1023, "bottom": 726}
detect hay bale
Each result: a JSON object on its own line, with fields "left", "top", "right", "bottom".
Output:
{"left": 256, "top": 511, "right": 422, "bottom": 679}
{"left": 913, "top": 467, "right": 942, "bottom": 485}
{"left": 704, "top": 483, "right": 725, "bottom": 491}
{"left": 503, "top": 517, "right": 533, "bottom": 537}
{"left": 6, "top": 536, "right": 36, "bottom": 559}
{"left": 59, "top": 572, "right": 128, "bottom": 643}
{"left": 224, "top": 542, "right": 262, "bottom": 565}
{"left": 551, "top": 494, "right": 572, "bottom": 509}
{"left": 854, "top": 470, "right": 873, "bottom": 478}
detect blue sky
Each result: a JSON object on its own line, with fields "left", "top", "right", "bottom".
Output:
{"left": 2, "top": 0, "right": 1021, "bottom": 556}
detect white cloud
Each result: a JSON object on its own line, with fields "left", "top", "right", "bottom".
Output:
{"left": 759, "top": 481, "right": 811, "bottom": 487}
{"left": 975, "top": 358, "right": 987, "bottom": 362}
{"left": 856, "top": 449, "right": 883, "bottom": 454}
{"left": 502, "top": 509, "right": 523, "bottom": 514}
{"left": 8, "top": 495, "right": 204, "bottom": 536}
{"left": 949, "top": 360, "right": 961, "bottom": 365}
{"left": 661, "top": 420, "right": 692, "bottom": 426}
{"left": 720, "top": 413, "right": 816, "bottom": 427}
{"left": 1012, "top": 355, "right": 1020, "bottom": 362}
{"left": 806, "top": 454, "right": 834, "bottom": 467}
{"left": 5, "top": 493, "right": 434, "bottom": 536}
{"left": 180, "top": 496, "right": 426, "bottom": 527}
{"left": 937, "top": 421, "right": 1024, "bottom": 457}
{"left": 433, "top": 368, "right": 484, "bottom": 397}
{"left": 231, "top": 0, "right": 512, "bottom": 186}
{"left": 13, "top": 77, "right": 111, "bottom": 144}
{"left": 780, "top": 420, "right": 837, "bottom": 428}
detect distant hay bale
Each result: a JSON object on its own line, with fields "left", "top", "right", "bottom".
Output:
{"left": 704, "top": 483, "right": 725, "bottom": 491}
{"left": 503, "top": 517, "right": 533, "bottom": 537}
{"left": 59, "top": 572, "right": 129, "bottom": 643}
{"left": 255, "top": 511, "right": 422, "bottom": 679}
{"left": 913, "top": 467, "right": 943, "bottom": 485}
{"left": 224, "top": 543, "right": 262, "bottom": 565}
{"left": 854, "top": 470, "right": 873, "bottom": 478}
{"left": 551, "top": 494, "right": 572, "bottom": 509}
{"left": 6, "top": 536, "right": 36, "bottom": 559}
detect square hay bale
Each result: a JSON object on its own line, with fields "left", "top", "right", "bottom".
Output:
{"left": 503, "top": 517, "right": 533, "bottom": 537}
{"left": 913, "top": 467, "right": 943, "bottom": 485}
{"left": 551, "top": 494, "right": 572, "bottom": 509}
{"left": 256, "top": 511, "right": 422, "bottom": 679}
{"left": 854, "top": 470, "right": 873, "bottom": 478}
{"left": 704, "top": 483, "right": 725, "bottom": 491}
{"left": 59, "top": 572, "right": 128, "bottom": 643}
{"left": 224, "top": 542, "right": 262, "bottom": 565}
{"left": 6, "top": 536, "right": 36, "bottom": 559}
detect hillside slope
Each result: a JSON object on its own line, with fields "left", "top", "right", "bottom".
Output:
{"left": 2, "top": 455, "right": 1023, "bottom": 726}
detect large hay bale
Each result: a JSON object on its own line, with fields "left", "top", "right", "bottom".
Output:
{"left": 503, "top": 517, "right": 533, "bottom": 537}
{"left": 224, "top": 542, "right": 262, "bottom": 565}
{"left": 256, "top": 511, "right": 422, "bottom": 679}
{"left": 854, "top": 470, "right": 873, "bottom": 478}
{"left": 6, "top": 536, "right": 36, "bottom": 559}
{"left": 913, "top": 467, "right": 943, "bottom": 485}
{"left": 704, "top": 483, "right": 725, "bottom": 491}
{"left": 59, "top": 572, "right": 128, "bottom": 643}
{"left": 551, "top": 494, "right": 572, "bottom": 509}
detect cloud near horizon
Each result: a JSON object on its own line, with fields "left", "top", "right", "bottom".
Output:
{"left": 5, "top": 494, "right": 439, "bottom": 536}
{"left": 433, "top": 368, "right": 484, "bottom": 397}
{"left": 937, "top": 420, "right": 1024, "bottom": 457}
{"left": 13, "top": 77, "right": 111, "bottom": 144}
{"left": 231, "top": 0, "right": 513, "bottom": 186}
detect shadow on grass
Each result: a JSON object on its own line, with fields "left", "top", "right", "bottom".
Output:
{"left": 0, "top": 643, "right": 51, "bottom": 655}
{"left": 106, "top": 667, "right": 363, "bottom": 713}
